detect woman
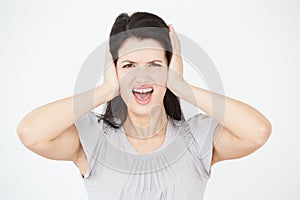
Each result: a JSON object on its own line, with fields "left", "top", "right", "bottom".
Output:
{"left": 17, "top": 12, "right": 272, "bottom": 200}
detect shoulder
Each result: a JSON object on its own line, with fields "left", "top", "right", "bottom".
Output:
{"left": 75, "top": 111, "right": 105, "bottom": 133}
{"left": 168, "top": 113, "right": 213, "bottom": 138}
{"left": 74, "top": 112, "right": 106, "bottom": 150}
{"left": 168, "top": 113, "right": 210, "bottom": 130}
{"left": 186, "top": 113, "right": 209, "bottom": 124}
{"left": 75, "top": 111, "right": 101, "bottom": 125}
{"left": 182, "top": 113, "right": 219, "bottom": 142}
{"left": 186, "top": 113, "right": 216, "bottom": 129}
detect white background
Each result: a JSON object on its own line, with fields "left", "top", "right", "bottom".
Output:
{"left": 1, "top": 0, "right": 299, "bottom": 199}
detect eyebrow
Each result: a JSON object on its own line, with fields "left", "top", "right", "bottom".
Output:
{"left": 121, "top": 59, "right": 163, "bottom": 64}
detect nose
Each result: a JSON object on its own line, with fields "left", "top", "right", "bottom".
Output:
{"left": 135, "top": 65, "right": 150, "bottom": 83}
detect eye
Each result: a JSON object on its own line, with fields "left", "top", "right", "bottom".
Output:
{"left": 122, "top": 63, "right": 135, "bottom": 68}
{"left": 149, "top": 63, "right": 162, "bottom": 67}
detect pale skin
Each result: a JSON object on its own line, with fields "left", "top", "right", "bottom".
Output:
{"left": 16, "top": 24, "right": 272, "bottom": 177}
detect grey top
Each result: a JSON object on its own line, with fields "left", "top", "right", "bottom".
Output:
{"left": 73, "top": 112, "right": 219, "bottom": 200}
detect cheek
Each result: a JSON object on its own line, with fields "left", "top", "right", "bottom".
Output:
{"left": 116, "top": 69, "right": 128, "bottom": 91}
{"left": 119, "top": 80, "right": 131, "bottom": 98}
{"left": 117, "top": 71, "right": 133, "bottom": 103}
{"left": 116, "top": 68, "right": 123, "bottom": 80}
{"left": 149, "top": 67, "right": 168, "bottom": 87}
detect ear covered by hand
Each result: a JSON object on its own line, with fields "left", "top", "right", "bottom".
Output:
{"left": 103, "top": 44, "right": 120, "bottom": 100}
{"left": 167, "top": 24, "right": 185, "bottom": 91}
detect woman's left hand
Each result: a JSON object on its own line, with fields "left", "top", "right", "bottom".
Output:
{"left": 167, "top": 24, "right": 185, "bottom": 91}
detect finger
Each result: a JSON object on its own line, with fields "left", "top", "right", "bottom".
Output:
{"left": 169, "top": 25, "right": 181, "bottom": 55}
{"left": 105, "top": 43, "right": 114, "bottom": 67}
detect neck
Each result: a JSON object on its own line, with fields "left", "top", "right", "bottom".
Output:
{"left": 123, "top": 106, "right": 168, "bottom": 139}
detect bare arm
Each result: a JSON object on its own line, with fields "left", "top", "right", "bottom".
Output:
{"left": 167, "top": 24, "right": 272, "bottom": 168}
{"left": 16, "top": 47, "right": 119, "bottom": 169}
{"left": 172, "top": 83, "right": 272, "bottom": 167}
{"left": 16, "top": 85, "right": 113, "bottom": 160}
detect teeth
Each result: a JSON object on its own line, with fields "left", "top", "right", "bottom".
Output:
{"left": 132, "top": 88, "right": 153, "bottom": 93}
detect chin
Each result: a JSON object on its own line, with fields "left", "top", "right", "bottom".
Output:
{"left": 128, "top": 97, "right": 165, "bottom": 117}
{"left": 127, "top": 98, "right": 153, "bottom": 116}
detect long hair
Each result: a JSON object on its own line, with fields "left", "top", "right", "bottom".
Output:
{"left": 97, "top": 12, "right": 184, "bottom": 128}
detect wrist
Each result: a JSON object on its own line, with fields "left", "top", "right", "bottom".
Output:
{"left": 167, "top": 79, "right": 188, "bottom": 98}
{"left": 94, "top": 84, "right": 118, "bottom": 106}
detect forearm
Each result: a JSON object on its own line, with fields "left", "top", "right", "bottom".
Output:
{"left": 17, "top": 84, "right": 112, "bottom": 145}
{"left": 170, "top": 81, "right": 272, "bottom": 143}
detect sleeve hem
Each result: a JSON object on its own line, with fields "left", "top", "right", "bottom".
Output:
{"left": 199, "top": 116, "right": 219, "bottom": 177}
{"left": 72, "top": 161, "right": 87, "bottom": 179}
{"left": 73, "top": 111, "right": 99, "bottom": 179}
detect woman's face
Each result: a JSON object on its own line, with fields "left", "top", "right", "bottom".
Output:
{"left": 116, "top": 37, "right": 168, "bottom": 116}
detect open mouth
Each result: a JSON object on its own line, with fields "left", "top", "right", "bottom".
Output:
{"left": 132, "top": 87, "right": 154, "bottom": 105}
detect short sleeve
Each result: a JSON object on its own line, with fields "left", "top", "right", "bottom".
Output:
{"left": 187, "top": 113, "right": 219, "bottom": 177}
{"left": 73, "top": 111, "right": 103, "bottom": 179}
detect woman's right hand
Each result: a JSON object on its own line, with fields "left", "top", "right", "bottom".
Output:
{"left": 102, "top": 45, "right": 120, "bottom": 101}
